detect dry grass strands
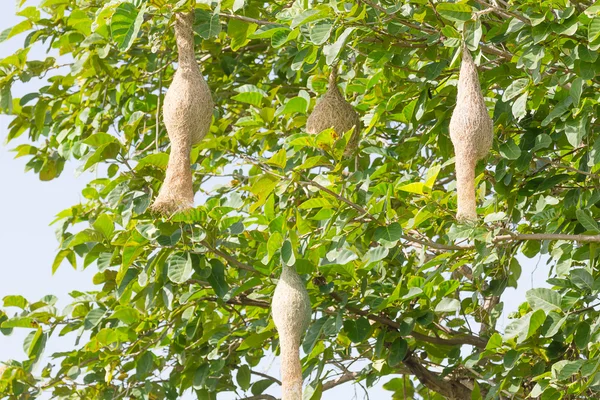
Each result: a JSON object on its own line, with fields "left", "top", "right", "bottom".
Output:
{"left": 449, "top": 47, "right": 493, "bottom": 221}
{"left": 151, "top": 11, "right": 214, "bottom": 214}
{"left": 272, "top": 265, "right": 312, "bottom": 400}
{"left": 306, "top": 69, "right": 360, "bottom": 157}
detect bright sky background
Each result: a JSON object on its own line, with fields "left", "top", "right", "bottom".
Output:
{"left": 0, "top": 2, "right": 552, "bottom": 399}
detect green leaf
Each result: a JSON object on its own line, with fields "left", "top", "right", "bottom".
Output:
{"left": 1, "top": 316, "right": 37, "bottom": 329}
{"left": 571, "top": 77, "right": 583, "bottom": 106}
{"left": 575, "top": 321, "right": 591, "bottom": 350}
{"left": 504, "top": 310, "right": 546, "bottom": 343}
{"left": 232, "top": 84, "right": 266, "bottom": 107}
{"left": 435, "top": 297, "right": 460, "bottom": 313}
{"left": 299, "top": 197, "right": 332, "bottom": 209}
{"left": 248, "top": 25, "right": 288, "bottom": 39}
{"left": 364, "top": 246, "right": 389, "bottom": 265}
{"left": 397, "top": 182, "right": 425, "bottom": 194}
{"left": 552, "top": 359, "right": 584, "bottom": 381}
{"left": 526, "top": 288, "right": 562, "bottom": 313}
{"left": 309, "top": 21, "right": 332, "bottom": 45}
{"left": 303, "top": 317, "right": 329, "bottom": 354}
{"left": 486, "top": 333, "right": 503, "bottom": 350}
{"left": 570, "top": 269, "right": 594, "bottom": 292}
{"left": 236, "top": 365, "right": 251, "bottom": 390}
{"left": 111, "top": 306, "right": 141, "bottom": 325}
{"left": 576, "top": 209, "right": 600, "bottom": 233}
{"left": 3, "top": 295, "right": 28, "bottom": 309}
{"left": 208, "top": 259, "right": 229, "bottom": 298}
{"left": 502, "top": 78, "right": 529, "bottom": 102}
{"left": 84, "top": 308, "right": 106, "bottom": 330}
{"left": 343, "top": 317, "right": 371, "bottom": 343}
{"left": 541, "top": 97, "right": 572, "bottom": 126}
{"left": 195, "top": 9, "right": 221, "bottom": 39}
{"left": 388, "top": 338, "right": 408, "bottom": 367}
{"left": 512, "top": 92, "right": 528, "bottom": 121}
{"left": 323, "top": 27, "right": 355, "bottom": 65}
{"left": 93, "top": 214, "right": 114, "bottom": 238}
{"left": 111, "top": 3, "right": 146, "bottom": 51}
{"left": 167, "top": 253, "right": 194, "bottom": 284}
{"left": 374, "top": 223, "right": 402, "bottom": 243}
{"left": 136, "top": 351, "right": 153, "bottom": 378}
{"left": 281, "top": 97, "right": 308, "bottom": 115}
{"left": 436, "top": 3, "right": 473, "bottom": 22}
{"left": 564, "top": 116, "right": 587, "bottom": 147}
{"left": 532, "top": 134, "right": 552, "bottom": 151}
{"left": 23, "top": 328, "right": 42, "bottom": 357}
{"left": 499, "top": 139, "right": 521, "bottom": 160}
{"left": 589, "top": 17, "right": 600, "bottom": 42}
{"left": 291, "top": 8, "right": 329, "bottom": 29}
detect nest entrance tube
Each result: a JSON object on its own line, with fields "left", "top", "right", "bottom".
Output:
{"left": 272, "top": 265, "right": 312, "bottom": 400}
{"left": 448, "top": 47, "right": 493, "bottom": 222}
{"left": 306, "top": 68, "right": 360, "bottom": 157}
{"left": 151, "top": 11, "right": 214, "bottom": 214}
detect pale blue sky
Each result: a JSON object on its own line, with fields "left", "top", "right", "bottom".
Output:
{"left": 0, "top": 2, "right": 550, "bottom": 399}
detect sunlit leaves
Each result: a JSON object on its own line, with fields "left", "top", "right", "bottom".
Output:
{"left": 526, "top": 288, "right": 562, "bottom": 313}
{"left": 3, "top": 0, "right": 600, "bottom": 398}
{"left": 323, "top": 27, "right": 354, "bottom": 65}
{"left": 111, "top": 3, "right": 146, "bottom": 51}
{"left": 167, "top": 253, "right": 193, "bottom": 284}
{"left": 436, "top": 3, "right": 472, "bottom": 22}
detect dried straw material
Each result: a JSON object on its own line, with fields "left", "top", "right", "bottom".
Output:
{"left": 449, "top": 47, "right": 493, "bottom": 221}
{"left": 306, "top": 69, "right": 360, "bottom": 157}
{"left": 272, "top": 265, "right": 312, "bottom": 400}
{"left": 151, "top": 11, "right": 214, "bottom": 214}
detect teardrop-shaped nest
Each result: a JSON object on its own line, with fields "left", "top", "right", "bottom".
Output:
{"left": 150, "top": 11, "right": 214, "bottom": 215}
{"left": 306, "top": 70, "right": 360, "bottom": 155}
{"left": 272, "top": 266, "right": 312, "bottom": 341}
{"left": 163, "top": 11, "right": 214, "bottom": 147}
{"left": 448, "top": 47, "right": 493, "bottom": 161}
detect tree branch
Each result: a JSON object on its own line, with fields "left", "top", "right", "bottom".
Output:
{"left": 403, "top": 354, "right": 473, "bottom": 400}
{"left": 322, "top": 371, "right": 361, "bottom": 391}
{"left": 199, "top": 240, "right": 260, "bottom": 273}
{"left": 494, "top": 233, "right": 600, "bottom": 244}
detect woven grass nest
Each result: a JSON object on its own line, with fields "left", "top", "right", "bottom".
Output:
{"left": 151, "top": 11, "right": 214, "bottom": 215}
{"left": 272, "top": 265, "right": 312, "bottom": 400}
{"left": 448, "top": 47, "right": 493, "bottom": 221}
{"left": 306, "top": 69, "right": 361, "bottom": 157}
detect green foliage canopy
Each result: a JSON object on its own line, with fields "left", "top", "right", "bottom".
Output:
{"left": 1, "top": 0, "right": 600, "bottom": 399}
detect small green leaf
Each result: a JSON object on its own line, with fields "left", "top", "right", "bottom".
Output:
{"left": 84, "top": 308, "right": 106, "bottom": 330}
{"left": 526, "top": 288, "right": 562, "bottom": 313}
{"left": 571, "top": 269, "right": 594, "bottom": 292}
{"left": 343, "top": 317, "right": 371, "bottom": 343}
{"left": 237, "top": 365, "right": 251, "bottom": 390}
{"left": 575, "top": 321, "right": 591, "bottom": 350}
{"left": 576, "top": 209, "right": 600, "bottom": 233}
{"left": 388, "top": 338, "right": 408, "bottom": 367}
{"left": 111, "top": 306, "right": 141, "bottom": 325}
{"left": 3, "top": 295, "right": 28, "bottom": 309}
{"left": 323, "top": 27, "right": 355, "bottom": 65}
{"left": 167, "top": 253, "right": 194, "bottom": 284}
{"left": 195, "top": 9, "right": 221, "bottom": 39}
{"left": 208, "top": 259, "right": 229, "bottom": 298}
{"left": 512, "top": 92, "right": 528, "bottom": 121}
{"left": 374, "top": 223, "right": 402, "bottom": 243}
{"left": 436, "top": 3, "right": 472, "bottom": 22}
{"left": 111, "top": 3, "right": 146, "bottom": 51}
{"left": 499, "top": 139, "right": 521, "bottom": 160}
{"left": 435, "top": 297, "right": 460, "bottom": 313}
{"left": 564, "top": 116, "right": 587, "bottom": 147}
